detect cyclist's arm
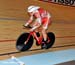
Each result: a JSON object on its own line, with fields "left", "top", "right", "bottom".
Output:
{"left": 30, "top": 17, "right": 41, "bottom": 31}
{"left": 25, "top": 15, "right": 33, "bottom": 26}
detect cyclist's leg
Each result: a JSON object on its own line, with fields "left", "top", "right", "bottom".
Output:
{"left": 41, "top": 17, "right": 51, "bottom": 49}
{"left": 42, "top": 17, "right": 51, "bottom": 42}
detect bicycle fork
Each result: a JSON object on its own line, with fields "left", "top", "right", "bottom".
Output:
{"left": 24, "top": 33, "right": 32, "bottom": 44}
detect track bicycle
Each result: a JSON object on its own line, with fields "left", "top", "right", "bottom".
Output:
{"left": 16, "top": 25, "right": 55, "bottom": 51}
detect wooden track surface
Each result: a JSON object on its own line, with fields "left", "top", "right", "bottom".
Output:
{"left": 0, "top": 0, "right": 75, "bottom": 60}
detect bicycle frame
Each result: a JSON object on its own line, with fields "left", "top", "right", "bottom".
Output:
{"left": 27, "top": 31, "right": 43, "bottom": 45}
{"left": 16, "top": 25, "right": 55, "bottom": 51}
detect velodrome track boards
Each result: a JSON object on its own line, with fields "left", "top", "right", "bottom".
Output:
{"left": 0, "top": 0, "right": 75, "bottom": 55}
{"left": 0, "top": 0, "right": 75, "bottom": 65}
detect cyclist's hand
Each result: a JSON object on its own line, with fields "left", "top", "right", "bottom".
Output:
{"left": 23, "top": 25, "right": 32, "bottom": 28}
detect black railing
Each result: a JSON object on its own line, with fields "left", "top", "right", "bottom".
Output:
{"left": 40, "top": 0, "right": 75, "bottom": 6}
{"left": 55, "top": 0, "right": 75, "bottom": 5}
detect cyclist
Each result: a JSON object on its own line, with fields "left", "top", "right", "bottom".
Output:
{"left": 24, "top": 5, "right": 51, "bottom": 49}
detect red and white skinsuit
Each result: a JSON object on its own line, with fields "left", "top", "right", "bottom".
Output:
{"left": 26, "top": 8, "right": 51, "bottom": 31}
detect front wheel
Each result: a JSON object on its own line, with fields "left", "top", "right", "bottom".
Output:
{"left": 16, "top": 33, "right": 33, "bottom": 51}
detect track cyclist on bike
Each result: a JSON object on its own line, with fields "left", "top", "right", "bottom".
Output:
{"left": 24, "top": 5, "right": 51, "bottom": 49}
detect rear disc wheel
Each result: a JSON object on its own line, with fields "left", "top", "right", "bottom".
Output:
{"left": 46, "top": 32, "right": 55, "bottom": 49}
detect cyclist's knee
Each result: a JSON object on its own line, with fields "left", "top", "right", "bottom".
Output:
{"left": 42, "top": 29, "right": 46, "bottom": 34}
